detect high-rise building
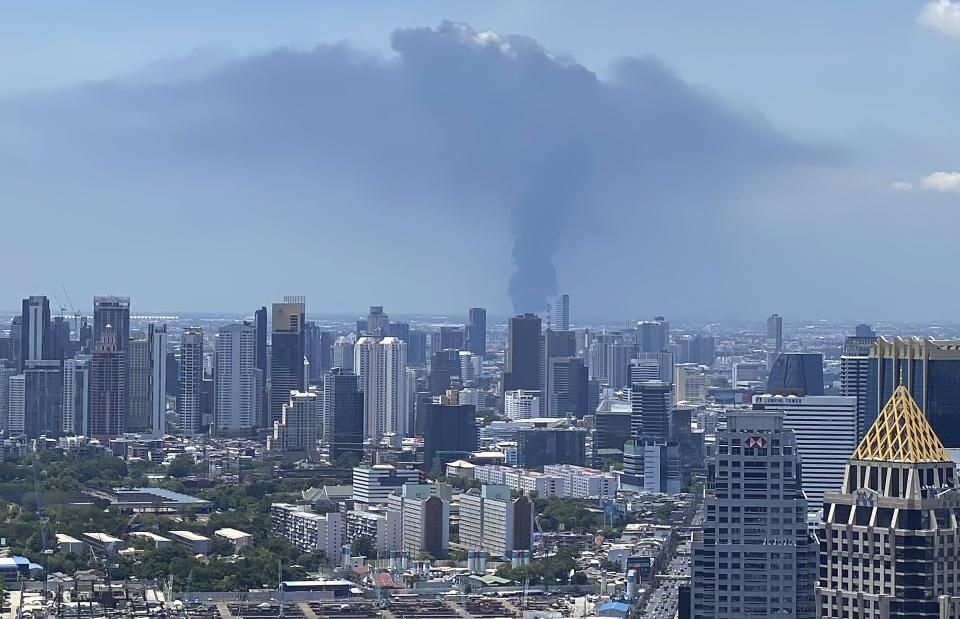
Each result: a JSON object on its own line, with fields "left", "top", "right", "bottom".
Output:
{"left": 552, "top": 295, "right": 570, "bottom": 332}
{"left": 588, "top": 333, "right": 635, "bottom": 389}
{"left": 421, "top": 397, "right": 478, "bottom": 472}
{"left": 407, "top": 330, "right": 427, "bottom": 366}
{"left": 269, "top": 301, "right": 305, "bottom": 427}
{"left": 215, "top": 323, "right": 258, "bottom": 432}
{"left": 323, "top": 368, "right": 364, "bottom": 461}
{"left": 629, "top": 357, "right": 662, "bottom": 383}
{"left": 854, "top": 323, "right": 876, "bottom": 338}
{"left": 148, "top": 324, "right": 168, "bottom": 436}
{"left": 766, "top": 313, "right": 783, "bottom": 351}
{"left": 674, "top": 364, "right": 708, "bottom": 404}
{"left": 355, "top": 336, "right": 409, "bottom": 438}
{"left": 352, "top": 465, "right": 422, "bottom": 504}
{"left": 7, "top": 316, "right": 23, "bottom": 368}
{"left": 268, "top": 390, "right": 320, "bottom": 452}
{"left": 333, "top": 336, "right": 355, "bottom": 371}
{"left": 93, "top": 296, "right": 130, "bottom": 356}
{"left": 516, "top": 427, "right": 586, "bottom": 468}
{"left": 466, "top": 308, "right": 487, "bottom": 357}
{"left": 637, "top": 317, "right": 669, "bottom": 353}
{"left": 178, "top": 327, "right": 203, "bottom": 436}
{"left": 866, "top": 336, "right": 960, "bottom": 447}
{"left": 691, "top": 409, "right": 816, "bottom": 618}
{"left": 126, "top": 330, "right": 152, "bottom": 432}
{"left": 504, "top": 313, "right": 541, "bottom": 392}
{"left": 89, "top": 325, "right": 126, "bottom": 440}
{"left": 48, "top": 316, "right": 73, "bottom": 362}
{"left": 504, "top": 389, "right": 541, "bottom": 420}
{"left": 20, "top": 295, "right": 51, "bottom": 370}
{"left": 839, "top": 334, "right": 874, "bottom": 441}
{"left": 7, "top": 374, "right": 25, "bottom": 436}
{"left": 386, "top": 483, "right": 450, "bottom": 559}
{"left": 63, "top": 356, "right": 90, "bottom": 435}
{"left": 545, "top": 357, "right": 588, "bottom": 418}
{"left": 366, "top": 306, "right": 390, "bottom": 337}
{"left": 459, "top": 485, "right": 534, "bottom": 559}
{"left": 437, "top": 326, "right": 466, "bottom": 352}
{"left": 767, "top": 352, "right": 824, "bottom": 396}
{"left": 0, "top": 366, "right": 18, "bottom": 434}
{"left": 677, "top": 334, "right": 716, "bottom": 366}
{"left": 254, "top": 306, "right": 267, "bottom": 374}
{"left": 817, "top": 386, "right": 960, "bottom": 617}
{"left": 629, "top": 380, "right": 671, "bottom": 440}
{"left": 751, "top": 394, "right": 857, "bottom": 513}
{"left": 23, "top": 360, "right": 62, "bottom": 437}
{"left": 303, "top": 321, "right": 325, "bottom": 387}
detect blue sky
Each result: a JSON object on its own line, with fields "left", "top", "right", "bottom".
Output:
{"left": 2, "top": 2, "right": 960, "bottom": 320}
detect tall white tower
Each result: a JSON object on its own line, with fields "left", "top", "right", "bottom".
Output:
{"left": 178, "top": 327, "right": 203, "bottom": 436}
{"left": 215, "top": 323, "right": 258, "bottom": 432}
{"left": 355, "top": 336, "right": 408, "bottom": 439}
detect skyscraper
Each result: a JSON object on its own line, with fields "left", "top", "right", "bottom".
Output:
{"left": 93, "top": 296, "right": 130, "bottom": 356}
{"left": 366, "top": 306, "right": 389, "bottom": 337}
{"left": 333, "top": 336, "right": 355, "bottom": 371}
{"left": 817, "top": 386, "right": 960, "bottom": 617}
{"left": 215, "top": 323, "right": 258, "bottom": 432}
{"left": 552, "top": 294, "right": 570, "bottom": 331}
{"left": 422, "top": 397, "right": 478, "bottom": 472}
{"left": 323, "top": 368, "right": 364, "bottom": 461}
{"left": 767, "top": 352, "right": 824, "bottom": 396}
{"left": 303, "top": 321, "right": 324, "bottom": 387}
{"left": 840, "top": 334, "right": 874, "bottom": 440}
{"left": 7, "top": 374, "right": 25, "bottom": 436}
{"left": 0, "top": 366, "right": 18, "bottom": 434}
{"left": 20, "top": 295, "right": 51, "bottom": 370}
{"left": 692, "top": 409, "right": 816, "bottom": 618}
{"left": 751, "top": 393, "right": 857, "bottom": 514}
{"left": 865, "top": 336, "right": 960, "bottom": 447}
{"left": 23, "top": 360, "right": 62, "bottom": 437}
{"left": 637, "top": 317, "right": 669, "bottom": 353}
{"left": 269, "top": 301, "right": 305, "bottom": 427}
{"left": 63, "top": 356, "right": 90, "bottom": 436}
{"left": 89, "top": 325, "right": 125, "bottom": 440}
{"left": 588, "top": 332, "right": 635, "bottom": 389}
{"left": 504, "top": 313, "right": 541, "bottom": 392}
{"left": 466, "top": 307, "right": 487, "bottom": 357}
{"left": 629, "top": 380, "right": 671, "bottom": 440}
{"left": 545, "top": 356, "right": 588, "bottom": 418}
{"left": 355, "top": 336, "right": 409, "bottom": 438}
{"left": 407, "top": 330, "right": 427, "bottom": 365}
{"left": 766, "top": 313, "right": 783, "bottom": 351}
{"left": 254, "top": 305, "right": 267, "bottom": 373}
{"left": 178, "top": 327, "right": 203, "bottom": 436}
{"left": 126, "top": 330, "right": 152, "bottom": 432}
{"left": 148, "top": 323, "right": 168, "bottom": 436}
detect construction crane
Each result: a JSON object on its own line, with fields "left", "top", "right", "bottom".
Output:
{"left": 61, "top": 287, "right": 81, "bottom": 340}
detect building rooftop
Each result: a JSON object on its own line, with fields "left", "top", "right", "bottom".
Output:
{"left": 129, "top": 532, "right": 171, "bottom": 542}
{"left": 215, "top": 528, "right": 251, "bottom": 540}
{"left": 853, "top": 386, "right": 950, "bottom": 463}
{"left": 83, "top": 533, "right": 123, "bottom": 543}
{"left": 168, "top": 530, "right": 210, "bottom": 541}
{"left": 109, "top": 487, "right": 211, "bottom": 505}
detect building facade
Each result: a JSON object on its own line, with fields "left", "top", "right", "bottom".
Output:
{"left": 817, "top": 386, "right": 960, "bottom": 618}
{"left": 215, "top": 323, "right": 258, "bottom": 431}
{"left": 691, "top": 409, "right": 817, "bottom": 618}
{"left": 177, "top": 327, "right": 204, "bottom": 435}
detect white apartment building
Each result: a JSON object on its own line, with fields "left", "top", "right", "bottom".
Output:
{"left": 355, "top": 336, "right": 409, "bottom": 438}
{"left": 7, "top": 375, "right": 24, "bottom": 436}
{"left": 352, "top": 465, "right": 421, "bottom": 504}
{"left": 215, "top": 323, "right": 258, "bottom": 431}
{"left": 504, "top": 390, "right": 541, "bottom": 420}
{"left": 473, "top": 465, "right": 562, "bottom": 498}
{"left": 543, "top": 464, "right": 617, "bottom": 499}
{"left": 178, "top": 327, "right": 203, "bottom": 435}
{"left": 344, "top": 507, "right": 402, "bottom": 555}
{"left": 459, "top": 484, "right": 534, "bottom": 558}
{"left": 271, "top": 503, "right": 343, "bottom": 558}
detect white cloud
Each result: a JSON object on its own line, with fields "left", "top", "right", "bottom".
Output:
{"left": 890, "top": 181, "right": 915, "bottom": 192}
{"left": 917, "top": 0, "right": 960, "bottom": 37}
{"left": 921, "top": 171, "right": 960, "bottom": 193}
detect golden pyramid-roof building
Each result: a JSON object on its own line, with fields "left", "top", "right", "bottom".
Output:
{"left": 852, "top": 385, "right": 950, "bottom": 463}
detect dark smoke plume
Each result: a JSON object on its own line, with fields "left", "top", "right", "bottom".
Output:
{"left": 3, "top": 22, "right": 816, "bottom": 313}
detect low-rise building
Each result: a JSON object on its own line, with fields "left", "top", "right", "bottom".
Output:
{"left": 168, "top": 530, "right": 211, "bottom": 555}
{"left": 543, "top": 464, "right": 617, "bottom": 499}
{"left": 129, "top": 531, "right": 172, "bottom": 548}
{"left": 458, "top": 484, "right": 534, "bottom": 559}
{"left": 82, "top": 532, "right": 123, "bottom": 555}
{"left": 214, "top": 528, "right": 252, "bottom": 549}
{"left": 56, "top": 534, "right": 83, "bottom": 554}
